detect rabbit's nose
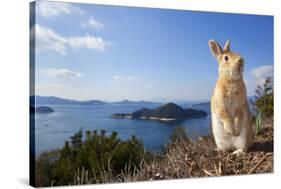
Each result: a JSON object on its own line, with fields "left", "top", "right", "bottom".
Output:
{"left": 237, "top": 58, "right": 243, "bottom": 65}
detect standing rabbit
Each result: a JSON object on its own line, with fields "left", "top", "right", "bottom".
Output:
{"left": 208, "top": 39, "right": 253, "bottom": 155}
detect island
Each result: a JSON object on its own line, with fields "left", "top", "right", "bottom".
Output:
{"left": 192, "top": 102, "right": 211, "bottom": 114}
{"left": 111, "top": 103, "right": 207, "bottom": 121}
{"left": 80, "top": 100, "right": 106, "bottom": 105}
{"left": 35, "top": 106, "right": 55, "bottom": 113}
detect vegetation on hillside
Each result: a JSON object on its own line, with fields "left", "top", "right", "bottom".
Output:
{"left": 35, "top": 129, "right": 149, "bottom": 186}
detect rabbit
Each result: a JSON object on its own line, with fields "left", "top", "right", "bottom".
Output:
{"left": 208, "top": 39, "right": 254, "bottom": 155}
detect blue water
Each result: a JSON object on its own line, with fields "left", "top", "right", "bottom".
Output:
{"left": 34, "top": 104, "right": 210, "bottom": 156}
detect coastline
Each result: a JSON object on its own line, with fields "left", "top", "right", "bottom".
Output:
{"left": 140, "top": 116, "right": 177, "bottom": 121}
{"left": 111, "top": 115, "right": 177, "bottom": 121}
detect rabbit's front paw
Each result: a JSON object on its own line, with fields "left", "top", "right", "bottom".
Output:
{"left": 223, "top": 121, "right": 234, "bottom": 135}
{"left": 225, "top": 128, "right": 233, "bottom": 135}
{"left": 233, "top": 127, "right": 240, "bottom": 136}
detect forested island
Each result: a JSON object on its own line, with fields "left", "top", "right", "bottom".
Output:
{"left": 111, "top": 103, "right": 207, "bottom": 121}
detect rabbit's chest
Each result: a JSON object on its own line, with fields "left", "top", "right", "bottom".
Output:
{"left": 219, "top": 83, "right": 243, "bottom": 114}
{"left": 223, "top": 83, "right": 240, "bottom": 100}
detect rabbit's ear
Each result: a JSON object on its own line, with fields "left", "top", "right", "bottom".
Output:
{"left": 223, "top": 40, "right": 230, "bottom": 52}
{"left": 209, "top": 39, "right": 222, "bottom": 58}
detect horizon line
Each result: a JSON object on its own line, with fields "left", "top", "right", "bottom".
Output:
{"left": 31, "top": 94, "right": 211, "bottom": 103}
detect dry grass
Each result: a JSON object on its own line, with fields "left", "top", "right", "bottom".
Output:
{"left": 137, "top": 119, "right": 273, "bottom": 180}
{"left": 73, "top": 119, "right": 273, "bottom": 184}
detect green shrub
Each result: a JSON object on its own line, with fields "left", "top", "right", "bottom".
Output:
{"left": 252, "top": 76, "right": 273, "bottom": 118}
{"left": 35, "top": 129, "right": 146, "bottom": 187}
{"left": 251, "top": 76, "right": 274, "bottom": 135}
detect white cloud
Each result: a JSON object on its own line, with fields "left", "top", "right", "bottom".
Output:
{"left": 42, "top": 68, "right": 82, "bottom": 80}
{"left": 68, "top": 35, "right": 108, "bottom": 50}
{"left": 35, "top": 24, "right": 68, "bottom": 55}
{"left": 250, "top": 65, "right": 273, "bottom": 79}
{"left": 82, "top": 18, "right": 104, "bottom": 30}
{"left": 34, "top": 24, "right": 110, "bottom": 54}
{"left": 113, "top": 75, "right": 138, "bottom": 81}
{"left": 246, "top": 65, "right": 273, "bottom": 96}
{"left": 36, "top": 1, "right": 83, "bottom": 18}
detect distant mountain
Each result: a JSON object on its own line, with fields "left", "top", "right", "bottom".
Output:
{"left": 30, "top": 96, "right": 162, "bottom": 106}
{"left": 111, "top": 103, "right": 207, "bottom": 121}
{"left": 79, "top": 100, "right": 106, "bottom": 105}
{"left": 31, "top": 96, "right": 106, "bottom": 105}
{"left": 192, "top": 102, "right": 211, "bottom": 114}
{"left": 148, "top": 97, "right": 209, "bottom": 105}
{"left": 111, "top": 99, "right": 162, "bottom": 105}
{"left": 192, "top": 102, "right": 210, "bottom": 107}
{"left": 191, "top": 98, "right": 255, "bottom": 115}
{"left": 32, "top": 96, "right": 80, "bottom": 105}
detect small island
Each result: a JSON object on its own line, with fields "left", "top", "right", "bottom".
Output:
{"left": 35, "top": 106, "right": 55, "bottom": 113}
{"left": 111, "top": 103, "right": 207, "bottom": 121}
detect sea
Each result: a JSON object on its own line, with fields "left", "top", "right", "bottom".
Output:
{"left": 32, "top": 103, "right": 211, "bottom": 157}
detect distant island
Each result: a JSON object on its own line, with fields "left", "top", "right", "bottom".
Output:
{"left": 191, "top": 102, "right": 211, "bottom": 114}
{"left": 111, "top": 99, "right": 162, "bottom": 105}
{"left": 30, "top": 96, "right": 101, "bottom": 105}
{"left": 79, "top": 100, "right": 106, "bottom": 105}
{"left": 34, "top": 106, "right": 54, "bottom": 113}
{"left": 111, "top": 103, "right": 207, "bottom": 121}
{"left": 192, "top": 102, "right": 210, "bottom": 107}
{"left": 30, "top": 96, "right": 162, "bottom": 106}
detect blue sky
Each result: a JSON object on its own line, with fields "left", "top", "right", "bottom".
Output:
{"left": 33, "top": 1, "right": 274, "bottom": 102}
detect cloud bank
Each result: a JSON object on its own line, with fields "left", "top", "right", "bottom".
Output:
{"left": 42, "top": 68, "right": 82, "bottom": 80}
{"left": 34, "top": 24, "right": 110, "bottom": 54}
{"left": 246, "top": 65, "right": 273, "bottom": 96}
{"left": 36, "top": 1, "right": 83, "bottom": 18}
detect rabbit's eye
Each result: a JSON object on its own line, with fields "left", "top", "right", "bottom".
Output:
{"left": 224, "top": 56, "right": 229, "bottom": 61}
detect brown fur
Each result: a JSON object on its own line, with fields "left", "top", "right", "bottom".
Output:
{"left": 209, "top": 39, "right": 254, "bottom": 152}
{"left": 212, "top": 76, "right": 248, "bottom": 136}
